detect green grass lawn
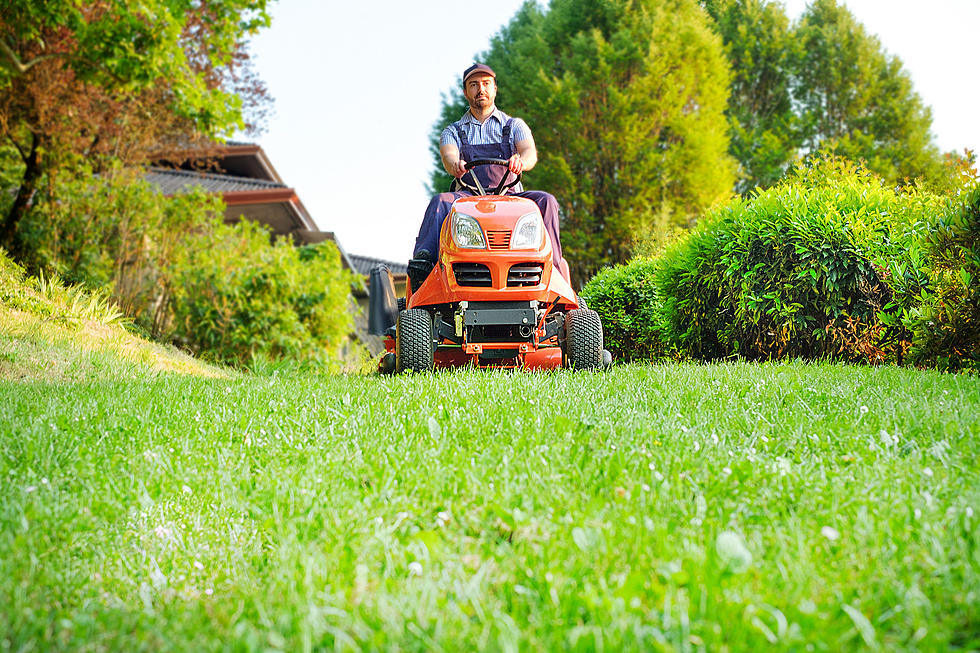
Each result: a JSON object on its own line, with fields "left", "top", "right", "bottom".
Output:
{"left": 1, "top": 362, "right": 978, "bottom": 651}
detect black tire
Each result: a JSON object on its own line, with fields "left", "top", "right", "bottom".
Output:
{"left": 396, "top": 308, "right": 434, "bottom": 373}
{"left": 564, "top": 309, "right": 603, "bottom": 370}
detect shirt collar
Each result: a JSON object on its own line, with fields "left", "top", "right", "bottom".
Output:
{"left": 460, "top": 107, "right": 507, "bottom": 126}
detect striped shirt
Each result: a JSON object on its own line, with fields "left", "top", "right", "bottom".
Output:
{"left": 439, "top": 108, "right": 533, "bottom": 149}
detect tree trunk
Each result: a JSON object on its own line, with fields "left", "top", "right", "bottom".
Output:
{"left": 2, "top": 132, "right": 41, "bottom": 260}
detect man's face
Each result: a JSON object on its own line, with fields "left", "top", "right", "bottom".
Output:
{"left": 464, "top": 74, "right": 496, "bottom": 112}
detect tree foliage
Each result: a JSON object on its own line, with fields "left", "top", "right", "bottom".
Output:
{"left": 430, "top": 0, "right": 736, "bottom": 282}
{"left": 794, "top": 0, "right": 941, "bottom": 184}
{"left": 704, "top": 0, "right": 946, "bottom": 192}
{"left": 702, "top": 0, "right": 799, "bottom": 193}
{"left": 0, "top": 0, "right": 271, "bottom": 261}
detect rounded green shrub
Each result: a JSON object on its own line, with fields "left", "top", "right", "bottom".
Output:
{"left": 580, "top": 257, "right": 664, "bottom": 362}
{"left": 656, "top": 157, "right": 940, "bottom": 362}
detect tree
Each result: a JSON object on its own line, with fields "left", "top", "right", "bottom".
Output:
{"left": 0, "top": 0, "right": 271, "bottom": 261}
{"left": 430, "top": 0, "right": 735, "bottom": 282}
{"left": 702, "top": 0, "right": 800, "bottom": 193}
{"left": 793, "top": 0, "right": 941, "bottom": 184}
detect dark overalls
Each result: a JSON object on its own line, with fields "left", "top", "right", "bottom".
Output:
{"left": 414, "top": 118, "right": 563, "bottom": 267}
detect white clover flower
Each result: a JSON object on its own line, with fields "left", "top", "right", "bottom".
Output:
{"left": 182, "top": 485, "right": 192, "bottom": 494}
{"left": 408, "top": 561, "right": 423, "bottom": 576}
{"left": 860, "top": 405, "right": 869, "bottom": 415}
{"left": 642, "top": 483, "right": 651, "bottom": 492}
{"left": 193, "top": 560, "right": 204, "bottom": 570}
{"left": 716, "top": 531, "right": 752, "bottom": 573}
{"left": 821, "top": 526, "right": 840, "bottom": 541}
{"left": 922, "top": 467, "right": 934, "bottom": 477}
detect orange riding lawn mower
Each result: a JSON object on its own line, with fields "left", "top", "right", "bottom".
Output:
{"left": 369, "top": 159, "right": 612, "bottom": 374}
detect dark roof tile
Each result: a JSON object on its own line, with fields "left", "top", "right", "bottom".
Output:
{"left": 350, "top": 254, "right": 408, "bottom": 276}
{"left": 146, "top": 167, "right": 287, "bottom": 194}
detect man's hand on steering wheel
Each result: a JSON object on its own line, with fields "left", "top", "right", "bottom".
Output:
{"left": 452, "top": 158, "right": 468, "bottom": 178}
{"left": 508, "top": 153, "right": 524, "bottom": 176}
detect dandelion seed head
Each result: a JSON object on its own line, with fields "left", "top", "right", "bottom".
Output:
{"left": 860, "top": 405, "right": 869, "bottom": 415}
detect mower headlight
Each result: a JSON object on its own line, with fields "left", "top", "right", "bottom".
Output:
{"left": 511, "top": 212, "right": 544, "bottom": 249}
{"left": 452, "top": 212, "right": 486, "bottom": 249}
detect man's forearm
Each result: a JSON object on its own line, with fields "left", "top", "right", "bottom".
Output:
{"left": 440, "top": 144, "right": 462, "bottom": 176}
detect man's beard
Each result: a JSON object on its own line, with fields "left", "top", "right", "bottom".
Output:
{"left": 469, "top": 95, "right": 492, "bottom": 110}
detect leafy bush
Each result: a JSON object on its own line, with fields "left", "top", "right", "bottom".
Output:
{"left": 170, "top": 219, "right": 363, "bottom": 370}
{"left": 655, "top": 157, "right": 941, "bottom": 362}
{"left": 904, "top": 183, "right": 980, "bottom": 371}
{"left": 17, "top": 161, "right": 223, "bottom": 333}
{"left": 580, "top": 257, "right": 664, "bottom": 362}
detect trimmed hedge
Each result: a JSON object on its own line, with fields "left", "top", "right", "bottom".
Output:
{"left": 584, "top": 158, "right": 980, "bottom": 369}
{"left": 655, "top": 158, "right": 941, "bottom": 362}
{"left": 904, "top": 183, "right": 980, "bottom": 371}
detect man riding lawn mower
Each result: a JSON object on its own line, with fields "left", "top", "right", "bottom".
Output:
{"left": 367, "top": 64, "right": 610, "bottom": 373}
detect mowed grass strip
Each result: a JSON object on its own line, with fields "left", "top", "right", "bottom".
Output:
{"left": 1, "top": 362, "right": 977, "bottom": 651}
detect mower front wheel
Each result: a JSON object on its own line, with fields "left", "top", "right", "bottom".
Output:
{"left": 396, "top": 308, "right": 434, "bottom": 373}
{"left": 564, "top": 309, "right": 603, "bottom": 370}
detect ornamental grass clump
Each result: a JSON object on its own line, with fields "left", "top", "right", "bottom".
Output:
{"left": 656, "top": 157, "right": 940, "bottom": 362}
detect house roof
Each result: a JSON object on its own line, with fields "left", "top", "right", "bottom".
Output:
{"left": 145, "top": 167, "right": 286, "bottom": 194}
{"left": 349, "top": 254, "right": 408, "bottom": 277}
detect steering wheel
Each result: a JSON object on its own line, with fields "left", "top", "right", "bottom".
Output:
{"left": 455, "top": 158, "right": 522, "bottom": 196}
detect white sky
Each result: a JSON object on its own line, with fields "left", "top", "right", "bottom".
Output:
{"left": 248, "top": 0, "right": 980, "bottom": 263}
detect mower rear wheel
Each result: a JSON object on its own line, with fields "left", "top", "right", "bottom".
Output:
{"left": 564, "top": 309, "right": 603, "bottom": 370}
{"left": 396, "top": 308, "right": 434, "bottom": 373}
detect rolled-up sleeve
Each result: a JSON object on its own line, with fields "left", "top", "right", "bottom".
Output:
{"left": 440, "top": 126, "right": 460, "bottom": 148}
{"left": 511, "top": 118, "right": 533, "bottom": 144}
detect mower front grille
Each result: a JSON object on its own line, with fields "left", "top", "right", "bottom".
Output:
{"left": 486, "top": 230, "right": 511, "bottom": 250}
{"left": 508, "top": 262, "right": 543, "bottom": 287}
{"left": 453, "top": 262, "right": 492, "bottom": 287}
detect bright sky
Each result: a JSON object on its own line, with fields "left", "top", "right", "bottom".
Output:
{"left": 248, "top": 0, "right": 980, "bottom": 263}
